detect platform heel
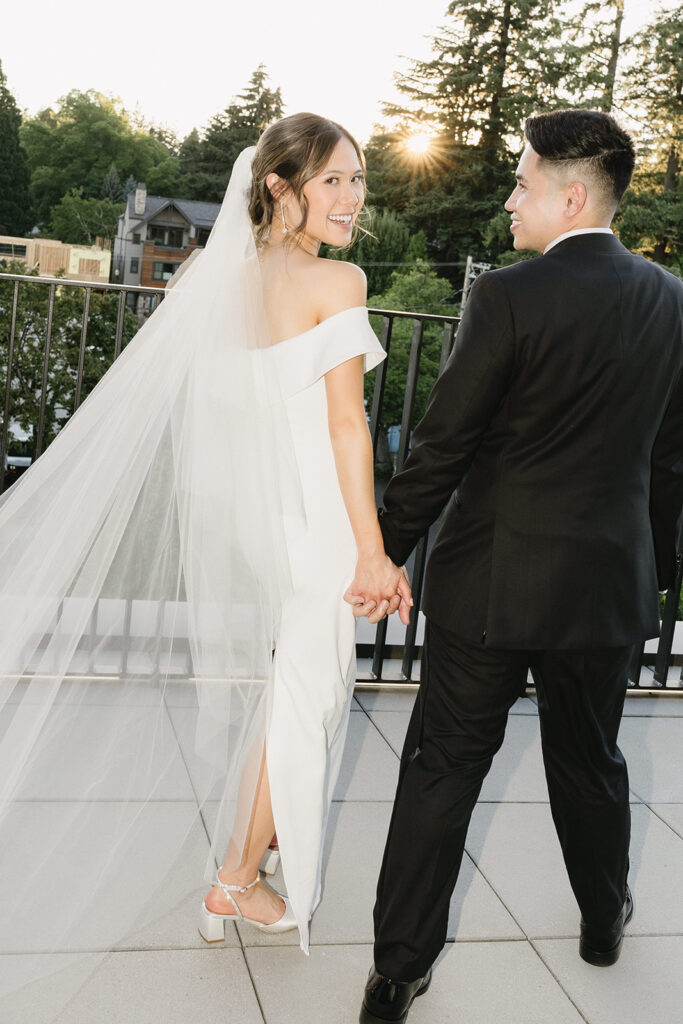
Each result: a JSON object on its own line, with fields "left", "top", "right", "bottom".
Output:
{"left": 198, "top": 901, "right": 228, "bottom": 942}
{"left": 198, "top": 873, "right": 297, "bottom": 942}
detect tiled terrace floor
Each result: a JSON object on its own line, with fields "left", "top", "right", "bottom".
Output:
{"left": 3, "top": 671, "right": 682, "bottom": 1024}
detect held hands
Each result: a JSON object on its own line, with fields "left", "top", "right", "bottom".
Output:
{"left": 343, "top": 553, "right": 413, "bottom": 625}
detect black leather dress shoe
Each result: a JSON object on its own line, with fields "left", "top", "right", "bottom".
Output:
{"left": 579, "top": 886, "right": 634, "bottom": 966}
{"left": 359, "top": 966, "right": 432, "bottom": 1024}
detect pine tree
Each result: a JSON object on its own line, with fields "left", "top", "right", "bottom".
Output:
{"left": 101, "top": 164, "right": 123, "bottom": 202}
{"left": 617, "top": 7, "right": 683, "bottom": 267}
{"left": 179, "top": 66, "right": 284, "bottom": 201}
{"left": 385, "top": 1, "right": 592, "bottom": 153}
{"left": 0, "top": 61, "right": 32, "bottom": 235}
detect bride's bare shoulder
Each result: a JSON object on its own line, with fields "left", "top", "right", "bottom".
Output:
{"left": 312, "top": 258, "right": 367, "bottom": 319}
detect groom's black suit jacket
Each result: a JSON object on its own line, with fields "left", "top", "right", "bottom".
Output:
{"left": 379, "top": 232, "right": 683, "bottom": 649}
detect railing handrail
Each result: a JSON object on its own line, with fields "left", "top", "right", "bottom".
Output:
{"left": 0, "top": 274, "right": 462, "bottom": 321}
{"left": 0, "top": 271, "right": 166, "bottom": 295}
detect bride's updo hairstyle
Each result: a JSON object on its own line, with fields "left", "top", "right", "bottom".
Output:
{"left": 249, "top": 112, "right": 366, "bottom": 247}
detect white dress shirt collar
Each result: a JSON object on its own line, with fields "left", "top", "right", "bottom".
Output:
{"left": 543, "top": 227, "right": 614, "bottom": 254}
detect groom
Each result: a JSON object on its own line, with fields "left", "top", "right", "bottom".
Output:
{"left": 352, "top": 109, "right": 683, "bottom": 1024}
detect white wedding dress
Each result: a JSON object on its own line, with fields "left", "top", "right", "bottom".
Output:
{"left": 267, "top": 307, "right": 385, "bottom": 948}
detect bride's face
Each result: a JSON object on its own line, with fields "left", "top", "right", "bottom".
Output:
{"left": 298, "top": 137, "right": 365, "bottom": 247}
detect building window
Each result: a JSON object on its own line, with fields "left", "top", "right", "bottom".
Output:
{"left": 132, "top": 232, "right": 141, "bottom": 244}
{"left": 167, "top": 227, "right": 184, "bottom": 248}
{"left": 197, "top": 227, "right": 211, "bottom": 246}
{"left": 149, "top": 225, "right": 166, "bottom": 245}
{"left": 130, "top": 258, "right": 139, "bottom": 273}
{"left": 0, "top": 242, "right": 27, "bottom": 256}
{"left": 153, "top": 261, "right": 180, "bottom": 281}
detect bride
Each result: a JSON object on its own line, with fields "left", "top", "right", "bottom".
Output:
{"left": 0, "top": 111, "right": 410, "bottom": 1014}
{"left": 198, "top": 112, "right": 412, "bottom": 941}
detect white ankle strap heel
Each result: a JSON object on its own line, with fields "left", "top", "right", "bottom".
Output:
{"left": 198, "top": 874, "right": 297, "bottom": 942}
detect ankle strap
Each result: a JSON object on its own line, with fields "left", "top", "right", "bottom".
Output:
{"left": 214, "top": 874, "right": 259, "bottom": 894}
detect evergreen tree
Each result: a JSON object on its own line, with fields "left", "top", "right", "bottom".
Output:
{"left": 0, "top": 61, "right": 31, "bottom": 235}
{"left": 179, "top": 66, "right": 284, "bottom": 201}
{"left": 616, "top": 7, "right": 682, "bottom": 267}
{"left": 385, "top": 1, "right": 590, "bottom": 153}
{"left": 101, "top": 164, "right": 123, "bottom": 202}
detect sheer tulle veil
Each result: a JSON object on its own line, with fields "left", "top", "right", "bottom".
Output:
{"left": 0, "top": 147, "right": 304, "bottom": 1014}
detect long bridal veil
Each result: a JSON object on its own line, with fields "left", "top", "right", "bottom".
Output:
{"left": 0, "top": 148, "right": 303, "bottom": 1016}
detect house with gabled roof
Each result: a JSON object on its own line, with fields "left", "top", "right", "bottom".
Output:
{"left": 113, "top": 184, "right": 221, "bottom": 309}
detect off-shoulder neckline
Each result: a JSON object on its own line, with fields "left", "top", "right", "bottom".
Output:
{"left": 268, "top": 305, "right": 368, "bottom": 348}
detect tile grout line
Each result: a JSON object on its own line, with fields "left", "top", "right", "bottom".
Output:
{"left": 354, "top": 702, "right": 402, "bottom": 760}
{"left": 527, "top": 938, "right": 592, "bottom": 1024}
{"left": 641, "top": 799, "right": 683, "bottom": 842}
{"left": 460, "top": 847, "right": 530, "bottom": 941}
{"left": 240, "top": 944, "right": 269, "bottom": 1024}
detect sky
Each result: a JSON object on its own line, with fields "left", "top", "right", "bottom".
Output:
{"left": 0, "top": 0, "right": 675, "bottom": 145}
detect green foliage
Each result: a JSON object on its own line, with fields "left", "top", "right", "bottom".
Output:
{"left": 20, "top": 90, "right": 176, "bottom": 224}
{"left": 179, "top": 66, "right": 284, "bottom": 201}
{"left": 368, "top": 261, "right": 456, "bottom": 428}
{"left": 616, "top": 178, "right": 683, "bottom": 270}
{"left": 0, "top": 261, "right": 137, "bottom": 447}
{"left": 616, "top": 7, "right": 683, "bottom": 266}
{"left": 0, "top": 61, "right": 31, "bottom": 235}
{"left": 146, "top": 156, "right": 182, "bottom": 196}
{"left": 49, "top": 189, "right": 123, "bottom": 245}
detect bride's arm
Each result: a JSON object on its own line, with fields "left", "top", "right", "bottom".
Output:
{"left": 325, "top": 354, "right": 412, "bottom": 624}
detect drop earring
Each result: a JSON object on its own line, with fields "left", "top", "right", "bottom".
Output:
{"left": 279, "top": 200, "right": 288, "bottom": 235}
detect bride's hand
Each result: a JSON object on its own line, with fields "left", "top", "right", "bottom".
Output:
{"left": 344, "top": 559, "right": 412, "bottom": 625}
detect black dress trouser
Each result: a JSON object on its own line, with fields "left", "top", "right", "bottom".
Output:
{"left": 372, "top": 620, "right": 633, "bottom": 982}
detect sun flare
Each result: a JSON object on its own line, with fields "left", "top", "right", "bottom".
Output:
{"left": 405, "top": 132, "right": 434, "bottom": 155}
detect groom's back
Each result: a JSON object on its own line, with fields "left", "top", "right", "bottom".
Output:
{"left": 489, "top": 235, "right": 680, "bottom": 504}
{"left": 423, "top": 232, "right": 683, "bottom": 649}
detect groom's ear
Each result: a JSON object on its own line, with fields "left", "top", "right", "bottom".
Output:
{"left": 564, "top": 180, "right": 588, "bottom": 218}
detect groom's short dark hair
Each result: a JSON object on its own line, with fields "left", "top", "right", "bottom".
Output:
{"left": 524, "top": 110, "right": 635, "bottom": 208}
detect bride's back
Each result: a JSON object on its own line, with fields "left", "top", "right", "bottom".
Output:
{"left": 259, "top": 246, "right": 321, "bottom": 345}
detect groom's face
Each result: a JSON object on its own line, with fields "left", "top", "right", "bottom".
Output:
{"left": 505, "top": 145, "right": 568, "bottom": 253}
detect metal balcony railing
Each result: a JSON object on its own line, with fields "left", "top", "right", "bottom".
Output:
{"left": 1, "top": 271, "right": 681, "bottom": 693}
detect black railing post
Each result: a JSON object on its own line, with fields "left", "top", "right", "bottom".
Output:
{"left": 439, "top": 321, "right": 456, "bottom": 372}
{"left": 35, "top": 283, "right": 56, "bottom": 458}
{"left": 0, "top": 280, "right": 19, "bottom": 497}
{"left": 369, "top": 316, "right": 393, "bottom": 458}
{"left": 396, "top": 319, "right": 424, "bottom": 472}
{"left": 74, "top": 287, "right": 91, "bottom": 411}
{"left": 114, "top": 291, "right": 127, "bottom": 358}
